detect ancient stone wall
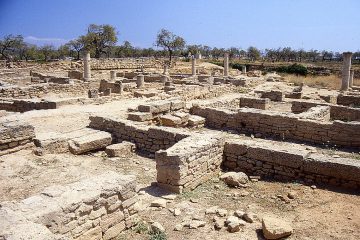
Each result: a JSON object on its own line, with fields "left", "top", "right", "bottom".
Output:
{"left": 337, "top": 94, "right": 360, "bottom": 107}
{"left": 223, "top": 140, "right": 360, "bottom": 189}
{"left": 256, "top": 90, "right": 284, "bottom": 102}
{"left": 297, "top": 106, "right": 330, "bottom": 121}
{"left": 0, "top": 98, "right": 85, "bottom": 112}
{"left": 239, "top": 96, "right": 270, "bottom": 110}
{"left": 0, "top": 120, "right": 35, "bottom": 156}
{"left": 291, "top": 100, "right": 360, "bottom": 121}
{"left": 0, "top": 82, "right": 90, "bottom": 99}
{"left": 0, "top": 172, "right": 139, "bottom": 240}
{"left": 191, "top": 106, "right": 360, "bottom": 148}
{"left": 155, "top": 133, "right": 224, "bottom": 193}
{"left": 89, "top": 58, "right": 161, "bottom": 70}
{"left": 89, "top": 116, "right": 189, "bottom": 154}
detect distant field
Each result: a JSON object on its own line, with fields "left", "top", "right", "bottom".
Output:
{"left": 283, "top": 74, "right": 360, "bottom": 90}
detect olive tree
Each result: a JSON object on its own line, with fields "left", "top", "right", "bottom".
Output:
{"left": 82, "top": 24, "right": 118, "bottom": 58}
{"left": 155, "top": 29, "right": 185, "bottom": 63}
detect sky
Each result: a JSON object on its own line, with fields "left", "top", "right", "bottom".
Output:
{"left": 0, "top": 0, "right": 359, "bottom": 52}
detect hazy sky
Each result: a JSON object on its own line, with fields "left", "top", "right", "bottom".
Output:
{"left": 0, "top": 0, "right": 359, "bottom": 52}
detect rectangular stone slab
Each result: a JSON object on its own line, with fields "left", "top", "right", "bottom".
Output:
{"left": 68, "top": 131, "right": 112, "bottom": 154}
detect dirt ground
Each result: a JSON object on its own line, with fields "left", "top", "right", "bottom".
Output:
{"left": 0, "top": 76, "right": 359, "bottom": 240}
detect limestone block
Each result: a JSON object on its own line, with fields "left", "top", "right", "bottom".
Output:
{"left": 68, "top": 131, "right": 112, "bottom": 154}
{"left": 187, "top": 115, "right": 205, "bottom": 128}
{"left": 127, "top": 112, "right": 153, "bottom": 122}
{"left": 105, "top": 142, "right": 136, "bottom": 157}
{"left": 160, "top": 114, "right": 183, "bottom": 127}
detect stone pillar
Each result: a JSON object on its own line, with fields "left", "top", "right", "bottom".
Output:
{"left": 163, "top": 65, "right": 168, "bottom": 75}
{"left": 191, "top": 56, "right": 196, "bottom": 76}
{"left": 110, "top": 70, "right": 116, "bottom": 81}
{"left": 341, "top": 52, "right": 352, "bottom": 91}
{"left": 242, "top": 65, "right": 247, "bottom": 74}
{"left": 83, "top": 51, "right": 91, "bottom": 81}
{"left": 136, "top": 74, "right": 144, "bottom": 88}
{"left": 349, "top": 69, "right": 354, "bottom": 88}
{"left": 115, "top": 81, "right": 123, "bottom": 94}
{"left": 224, "top": 53, "right": 229, "bottom": 77}
{"left": 161, "top": 75, "right": 168, "bottom": 84}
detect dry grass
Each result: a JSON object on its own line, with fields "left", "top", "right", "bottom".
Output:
{"left": 283, "top": 74, "right": 360, "bottom": 90}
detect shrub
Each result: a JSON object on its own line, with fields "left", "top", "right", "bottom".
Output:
{"left": 276, "top": 63, "right": 308, "bottom": 76}
{"left": 149, "top": 232, "right": 167, "bottom": 240}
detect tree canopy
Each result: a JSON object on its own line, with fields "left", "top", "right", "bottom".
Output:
{"left": 155, "top": 29, "right": 185, "bottom": 63}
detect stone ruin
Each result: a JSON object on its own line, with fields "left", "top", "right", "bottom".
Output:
{"left": 1, "top": 51, "right": 360, "bottom": 239}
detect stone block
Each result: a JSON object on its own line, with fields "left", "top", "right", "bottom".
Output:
{"left": 187, "top": 115, "right": 205, "bottom": 128}
{"left": 160, "top": 114, "right": 183, "bottom": 127}
{"left": 127, "top": 112, "right": 153, "bottom": 122}
{"left": 68, "top": 131, "right": 112, "bottom": 154}
{"left": 105, "top": 142, "right": 136, "bottom": 157}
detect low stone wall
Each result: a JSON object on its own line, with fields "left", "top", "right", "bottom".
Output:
{"left": 191, "top": 106, "right": 360, "bottom": 148}
{"left": 223, "top": 140, "right": 360, "bottom": 189}
{"left": 155, "top": 133, "right": 224, "bottom": 193}
{"left": 0, "top": 120, "right": 35, "bottom": 155}
{"left": 337, "top": 94, "right": 360, "bottom": 107}
{"left": 0, "top": 82, "right": 90, "bottom": 99}
{"left": 291, "top": 100, "right": 360, "bottom": 121}
{"left": 240, "top": 96, "right": 270, "bottom": 110}
{"left": 89, "top": 116, "right": 189, "bottom": 154}
{"left": 297, "top": 106, "right": 330, "bottom": 121}
{"left": 0, "top": 172, "right": 139, "bottom": 240}
{"left": 256, "top": 90, "right": 284, "bottom": 102}
{"left": 0, "top": 98, "right": 85, "bottom": 112}
{"left": 89, "top": 58, "right": 162, "bottom": 70}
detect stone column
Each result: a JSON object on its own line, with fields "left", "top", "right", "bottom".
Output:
{"left": 341, "top": 52, "right": 352, "bottom": 91}
{"left": 136, "top": 74, "right": 144, "bottom": 88}
{"left": 83, "top": 51, "right": 91, "bottom": 81}
{"left": 161, "top": 75, "right": 168, "bottom": 84}
{"left": 349, "top": 69, "right": 354, "bottom": 88}
{"left": 224, "top": 53, "right": 229, "bottom": 77}
{"left": 242, "top": 65, "right": 247, "bottom": 74}
{"left": 110, "top": 70, "right": 116, "bottom": 81}
{"left": 163, "top": 65, "right": 168, "bottom": 75}
{"left": 191, "top": 56, "right": 196, "bottom": 76}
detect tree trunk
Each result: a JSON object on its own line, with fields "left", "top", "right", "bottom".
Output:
{"left": 169, "top": 49, "right": 173, "bottom": 64}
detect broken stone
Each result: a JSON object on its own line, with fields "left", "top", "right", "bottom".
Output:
{"left": 243, "top": 212, "right": 257, "bottom": 223}
{"left": 189, "top": 220, "right": 206, "bottom": 229}
{"left": 205, "top": 206, "right": 218, "bottom": 215}
{"left": 216, "top": 208, "right": 228, "bottom": 217}
{"left": 287, "top": 191, "right": 297, "bottom": 199}
{"left": 226, "top": 216, "right": 241, "bottom": 233}
{"left": 220, "top": 172, "right": 249, "bottom": 187}
{"left": 173, "top": 209, "right": 181, "bottom": 216}
{"left": 150, "top": 199, "right": 167, "bottom": 208}
{"left": 262, "top": 216, "right": 293, "bottom": 239}
{"left": 150, "top": 222, "right": 165, "bottom": 234}
{"left": 234, "top": 210, "right": 245, "bottom": 218}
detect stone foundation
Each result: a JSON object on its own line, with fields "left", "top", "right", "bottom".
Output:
{"left": 0, "top": 82, "right": 91, "bottom": 99}
{"left": 0, "top": 97, "right": 85, "bottom": 112}
{"left": 155, "top": 133, "right": 224, "bottom": 193}
{"left": 0, "top": 120, "right": 35, "bottom": 156}
{"left": 256, "top": 90, "right": 284, "bottom": 102}
{"left": 291, "top": 100, "right": 360, "bottom": 121}
{"left": 336, "top": 94, "right": 360, "bottom": 107}
{"left": 0, "top": 172, "right": 139, "bottom": 240}
{"left": 240, "top": 96, "right": 270, "bottom": 110}
{"left": 191, "top": 106, "right": 360, "bottom": 148}
{"left": 223, "top": 140, "right": 360, "bottom": 189}
{"left": 89, "top": 116, "right": 189, "bottom": 154}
